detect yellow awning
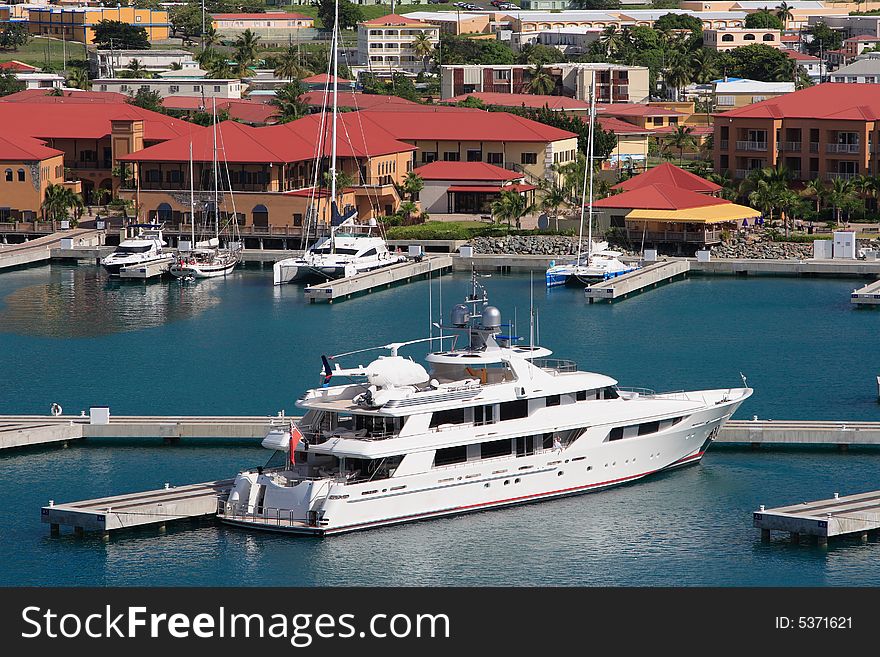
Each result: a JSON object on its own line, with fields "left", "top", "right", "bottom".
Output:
{"left": 625, "top": 203, "right": 761, "bottom": 225}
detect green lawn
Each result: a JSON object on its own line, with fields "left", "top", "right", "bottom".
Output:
{"left": 0, "top": 37, "right": 90, "bottom": 71}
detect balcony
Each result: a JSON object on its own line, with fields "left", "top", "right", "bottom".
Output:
{"left": 826, "top": 143, "right": 860, "bottom": 154}
{"left": 735, "top": 141, "right": 768, "bottom": 151}
{"left": 782, "top": 141, "right": 802, "bottom": 152}
{"left": 720, "top": 140, "right": 729, "bottom": 149}
{"left": 735, "top": 169, "right": 765, "bottom": 179}
{"left": 825, "top": 171, "right": 859, "bottom": 180}
{"left": 809, "top": 142, "right": 819, "bottom": 153}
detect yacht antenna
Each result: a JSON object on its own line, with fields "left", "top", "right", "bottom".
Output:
{"left": 586, "top": 74, "right": 597, "bottom": 264}
{"left": 529, "top": 271, "right": 534, "bottom": 349}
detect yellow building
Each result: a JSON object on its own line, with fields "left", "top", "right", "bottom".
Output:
{"left": 27, "top": 7, "right": 170, "bottom": 44}
{"left": 0, "top": 134, "right": 68, "bottom": 221}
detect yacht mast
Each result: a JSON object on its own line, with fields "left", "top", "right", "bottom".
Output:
{"left": 212, "top": 98, "right": 219, "bottom": 242}
{"left": 329, "top": 0, "right": 340, "bottom": 253}
{"left": 586, "top": 75, "right": 597, "bottom": 263}
{"left": 189, "top": 142, "right": 195, "bottom": 246}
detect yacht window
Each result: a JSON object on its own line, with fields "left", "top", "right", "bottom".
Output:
{"left": 310, "top": 247, "right": 359, "bottom": 256}
{"left": 638, "top": 421, "right": 660, "bottom": 436}
{"left": 345, "top": 455, "right": 404, "bottom": 481}
{"left": 474, "top": 404, "right": 494, "bottom": 425}
{"left": 576, "top": 389, "right": 598, "bottom": 401}
{"left": 515, "top": 436, "right": 535, "bottom": 457}
{"left": 609, "top": 427, "right": 624, "bottom": 441}
{"left": 659, "top": 416, "right": 685, "bottom": 430}
{"left": 545, "top": 395, "right": 561, "bottom": 407}
{"left": 481, "top": 438, "right": 512, "bottom": 460}
{"left": 354, "top": 414, "right": 397, "bottom": 437}
{"left": 601, "top": 387, "right": 620, "bottom": 400}
{"left": 115, "top": 245, "right": 152, "bottom": 254}
{"left": 430, "top": 407, "right": 466, "bottom": 428}
{"left": 361, "top": 248, "right": 377, "bottom": 257}
{"left": 542, "top": 433, "right": 555, "bottom": 449}
{"left": 434, "top": 445, "right": 467, "bottom": 467}
{"left": 499, "top": 399, "right": 528, "bottom": 421}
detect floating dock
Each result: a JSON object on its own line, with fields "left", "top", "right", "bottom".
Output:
{"left": 584, "top": 259, "right": 689, "bottom": 303}
{"left": 304, "top": 255, "right": 453, "bottom": 303}
{"left": 851, "top": 278, "right": 880, "bottom": 305}
{"left": 753, "top": 490, "right": 880, "bottom": 546}
{"left": 716, "top": 419, "right": 880, "bottom": 448}
{"left": 42, "top": 479, "right": 233, "bottom": 537}
{"left": 119, "top": 256, "right": 175, "bottom": 279}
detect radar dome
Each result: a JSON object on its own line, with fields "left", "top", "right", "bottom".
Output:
{"left": 451, "top": 303, "right": 470, "bottom": 327}
{"left": 482, "top": 306, "right": 501, "bottom": 330}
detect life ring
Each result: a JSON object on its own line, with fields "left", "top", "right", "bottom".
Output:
{"left": 50, "top": 402, "right": 62, "bottom": 417}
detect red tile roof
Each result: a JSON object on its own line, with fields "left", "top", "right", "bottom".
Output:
{"left": 0, "top": 89, "right": 128, "bottom": 103}
{"left": 415, "top": 161, "right": 521, "bottom": 181}
{"left": 443, "top": 92, "right": 590, "bottom": 111}
{"left": 0, "top": 101, "right": 191, "bottom": 142}
{"left": 359, "top": 106, "right": 578, "bottom": 143}
{"left": 781, "top": 34, "right": 800, "bottom": 42}
{"left": 715, "top": 82, "right": 880, "bottom": 120}
{"left": 597, "top": 116, "right": 653, "bottom": 135}
{"left": 597, "top": 103, "right": 686, "bottom": 118}
{"left": 0, "top": 134, "right": 63, "bottom": 161}
{"left": 0, "top": 60, "right": 38, "bottom": 72}
{"left": 117, "top": 113, "right": 416, "bottom": 164}
{"left": 301, "top": 73, "right": 353, "bottom": 85}
{"left": 361, "top": 13, "right": 427, "bottom": 26}
{"left": 844, "top": 35, "right": 880, "bottom": 42}
{"left": 612, "top": 163, "right": 720, "bottom": 194}
{"left": 593, "top": 183, "right": 728, "bottom": 210}
{"left": 447, "top": 184, "right": 536, "bottom": 193}
{"left": 213, "top": 13, "right": 312, "bottom": 20}
{"left": 785, "top": 50, "right": 820, "bottom": 61}
{"left": 299, "top": 91, "right": 419, "bottom": 110}
{"left": 161, "top": 96, "right": 277, "bottom": 125}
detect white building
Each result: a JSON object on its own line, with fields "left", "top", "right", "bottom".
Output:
{"left": 14, "top": 72, "right": 65, "bottom": 90}
{"left": 357, "top": 13, "right": 440, "bottom": 75}
{"left": 89, "top": 49, "right": 199, "bottom": 78}
{"left": 93, "top": 77, "right": 243, "bottom": 100}
{"left": 787, "top": 50, "right": 823, "bottom": 83}
{"left": 830, "top": 53, "right": 880, "bottom": 84}
{"left": 511, "top": 26, "right": 602, "bottom": 56}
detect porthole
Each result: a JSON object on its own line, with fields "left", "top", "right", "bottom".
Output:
{"left": 514, "top": 478, "right": 521, "bottom": 483}
{"left": 484, "top": 483, "right": 490, "bottom": 488}
{"left": 504, "top": 479, "right": 510, "bottom": 485}
{"left": 587, "top": 466, "right": 592, "bottom": 471}
{"left": 557, "top": 471, "right": 563, "bottom": 476}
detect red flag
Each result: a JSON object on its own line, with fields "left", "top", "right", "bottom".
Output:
{"left": 289, "top": 424, "right": 303, "bottom": 466}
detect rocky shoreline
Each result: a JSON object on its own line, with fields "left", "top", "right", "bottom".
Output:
{"left": 709, "top": 238, "right": 813, "bottom": 259}
{"left": 468, "top": 235, "right": 637, "bottom": 256}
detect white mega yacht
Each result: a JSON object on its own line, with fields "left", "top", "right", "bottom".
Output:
{"left": 101, "top": 224, "right": 174, "bottom": 276}
{"left": 219, "top": 272, "right": 752, "bottom": 536}
{"left": 273, "top": 215, "right": 404, "bottom": 285}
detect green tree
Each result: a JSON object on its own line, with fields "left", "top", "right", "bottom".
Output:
{"left": 411, "top": 32, "right": 434, "bottom": 73}
{"left": 599, "top": 25, "right": 626, "bottom": 58}
{"left": 233, "top": 29, "right": 261, "bottom": 73}
{"left": 665, "top": 125, "right": 697, "bottom": 166}
{"left": 270, "top": 81, "right": 310, "bottom": 124}
{"left": 439, "top": 34, "right": 515, "bottom": 66}
{"left": 570, "top": 0, "right": 620, "bottom": 8}
{"left": 318, "top": 0, "right": 364, "bottom": 31}
{"left": 538, "top": 181, "right": 570, "bottom": 230}
{"left": 125, "top": 58, "right": 148, "bottom": 79}
{"left": 126, "top": 88, "right": 164, "bottom": 113}
{"left": 826, "top": 177, "right": 861, "bottom": 225}
{"left": 401, "top": 171, "right": 424, "bottom": 202}
{"left": 0, "top": 70, "right": 25, "bottom": 97}
{"left": 456, "top": 95, "right": 486, "bottom": 109}
{"left": 526, "top": 64, "right": 555, "bottom": 95}
{"left": 517, "top": 43, "right": 563, "bottom": 66}
{"left": 776, "top": 2, "right": 794, "bottom": 24}
{"left": 188, "top": 107, "right": 230, "bottom": 126}
{"left": 93, "top": 20, "right": 150, "bottom": 50}
{"left": 491, "top": 189, "right": 534, "bottom": 231}
{"left": 801, "top": 178, "right": 826, "bottom": 214}
{"left": 744, "top": 10, "right": 783, "bottom": 29}
{"left": 169, "top": 4, "right": 203, "bottom": 42}
{"left": 804, "top": 22, "right": 843, "bottom": 56}
{"left": 729, "top": 44, "right": 795, "bottom": 82}
{"left": 42, "top": 184, "right": 83, "bottom": 223}
{"left": 66, "top": 67, "right": 91, "bottom": 90}
{"left": 0, "top": 23, "right": 30, "bottom": 51}
{"left": 274, "top": 46, "right": 312, "bottom": 82}
{"left": 654, "top": 13, "right": 703, "bottom": 34}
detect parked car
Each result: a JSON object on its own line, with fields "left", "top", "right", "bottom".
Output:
{"left": 463, "top": 3, "right": 480, "bottom": 9}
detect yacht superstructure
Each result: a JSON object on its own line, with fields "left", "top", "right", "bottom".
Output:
{"left": 101, "top": 224, "right": 173, "bottom": 276}
{"left": 219, "top": 273, "right": 751, "bottom": 536}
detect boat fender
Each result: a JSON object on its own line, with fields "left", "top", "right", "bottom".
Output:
{"left": 50, "top": 402, "right": 62, "bottom": 417}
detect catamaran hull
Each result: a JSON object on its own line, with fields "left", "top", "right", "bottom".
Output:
{"left": 219, "top": 389, "right": 748, "bottom": 536}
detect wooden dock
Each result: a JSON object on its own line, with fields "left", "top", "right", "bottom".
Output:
{"left": 584, "top": 259, "right": 690, "bottom": 303}
{"left": 851, "top": 278, "right": 880, "bottom": 305}
{"left": 753, "top": 490, "right": 880, "bottom": 546}
{"left": 304, "top": 255, "right": 453, "bottom": 303}
{"left": 41, "top": 479, "right": 233, "bottom": 537}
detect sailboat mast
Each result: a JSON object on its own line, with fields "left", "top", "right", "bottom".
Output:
{"left": 330, "top": 0, "right": 339, "bottom": 205}
{"left": 189, "top": 142, "right": 195, "bottom": 245}
{"left": 586, "top": 75, "right": 597, "bottom": 262}
{"left": 212, "top": 98, "right": 219, "bottom": 241}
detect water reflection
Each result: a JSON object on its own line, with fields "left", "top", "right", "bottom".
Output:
{"left": 0, "top": 267, "right": 222, "bottom": 337}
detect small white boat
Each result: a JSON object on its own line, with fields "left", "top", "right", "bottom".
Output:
{"left": 101, "top": 224, "right": 172, "bottom": 276}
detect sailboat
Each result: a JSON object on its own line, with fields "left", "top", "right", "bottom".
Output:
{"left": 272, "top": 6, "right": 404, "bottom": 286}
{"left": 170, "top": 104, "right": 243, "bottom": 279}
{"left": 545, "top": 78, "right": 639, "bottom": 288}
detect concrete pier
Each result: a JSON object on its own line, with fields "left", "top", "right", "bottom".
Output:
{"left": 754, "top": 490, "right": 880, "bottom": 544}
{"left": 41, "top": 479, "right": 233, "bottom": 535}
{"left": 0, "top": 229, "right": 101, "bottom": 271}
{"left": 851, "top": 278, "right": 880, "bottom": 305}
{"left": 716, "top": 420, "right": 880, "bottom": 447}
{"left": 304, "top": 255, "right": 452, "bottom": 303}
{"left": 584, "top": 260, "right": 689, "bottom": 302}
{"left": 689, "top": 257, "right": 880, "bottom": 277}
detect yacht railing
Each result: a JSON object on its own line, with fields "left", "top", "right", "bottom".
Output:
{"left": 531, "top": 358, "right": 578, "bottom": 373}
{"left": 218, "top": 501, "right": 309, "bottom": 527}
{"left": 617, "top": 387, "right": 689, "bottom": 400}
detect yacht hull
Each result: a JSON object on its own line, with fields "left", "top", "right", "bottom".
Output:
{"left": 219, "top": 389, "right": 748, "bottom": 536}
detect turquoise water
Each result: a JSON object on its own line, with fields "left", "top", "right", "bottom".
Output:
{"left": 1, "top": 264, "right": 879, "bottom": 586}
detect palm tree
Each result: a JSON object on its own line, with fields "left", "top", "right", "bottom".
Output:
{"left": 66, "top": 67, "right": 91, "bottom": 90}
{"left": 398, "top": 200, "right": 418, "bottom": 222}
{"left": 663, "top": 51, "right": 692, "bottom": 101}
{"left": 690, "top": 49, "right": 719, "bottom": 86}
{"left": 801, "top": 177, "right": 826, "bottom": 214}
{"left": 234, "top": 29, "right": 261, "bottom": 74}
{"left": 322, "top": 169, "right": 355, "bottom": 204}
{"left": 491, "top": 189, "right": 534, "bottom": 232}
{"left": 206, "top": 56, "right": 236, "bottom": 80}
{"left": 93, "top": 187, "right": 111, "bottom": 211}
{"left": 126, "top": 59, "right": 146, "bottom": 79}
{"left": 776, "top": 2, "right": 794, "bottom": 25}
{"left": 665, "top": 125, "right": 697, "bottom": 166}
{"left": 274, "top": 46, "right": 312, "bottom": 82}
{"left": 170, "top": 62, "right": 183, "bottom": 71}
{"left": 401, "top": 171, "right": 424, "bottom": 202}
{"left": 202, "top": 26, "right": 220, "bottom": 49}
{"left": 526, "top": 64, "right": 555, "bottom": 96}
{"left": 553, "top": 153, "right": 587, "bottom": 203}
{"left": 42, "top": 184, "right": 82, "bottom": 223}
{"left": 539, "top": 181, "right": 570, "bottom": 231}
{"left": 411, "top": 32, "right": 434, "bottom": 74}
{"left": 599, "top": 25, "right": 624, "bottom": 58}
{"left": 707, "top": 171, "right": 738, "bottom": 201}
{"left": 827, "top": 177, "right": 859, "bottom": 226}
{"left": 270, "top": 81, "right": 310, "bottom": 124}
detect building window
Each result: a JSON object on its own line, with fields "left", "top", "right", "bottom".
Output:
{"left": 716, "top": 95, "right": 734, "bottom": 106}
{"left": 214, "top": 85, "right": 221, "bottom": 92}
{"left": 443, "top": 151, "right": 460, "bottom": 161}
{"left": 487, "top": 152, "right": 503, "bottom": 164}
{"left": 169, "top": 85, "right": 179, "bottom": 93}
{"left": 4, "top": 169, "right": 11, "bottom": 182}
{"left": 193, "top": 85, "right": 201, "bottom": 91}
{"left": 293, "top": 213, "right": 303, "bottom": 227}
{"left": 17, "top": 169, "right": 25, "bottom": 182}
{"left": 743, "top": 33, "right": 755, "bottom": 40}
{"left": 520, "top": 152, "right": 537, "bottom": 165}
{"left": 499, "top": 399, "right": 529, "bottom": 421}
{"left": 763, "top": 33, "right": 775, "bottom": 41}
{"left": 466, "top": 149, "right": 481, "bottom": 162}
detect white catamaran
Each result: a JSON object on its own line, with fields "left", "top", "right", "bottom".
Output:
{"left": 170, "top": 107, "right": 242, "bottom": 280}
{"left": 546, "top": 78, "right": 639, "bottom": 288}
{"left": 272, "top": 10, "right": 404, "bottom": 286}
{"left": 219, "top": 271, "right": 752, "bottom": 536}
